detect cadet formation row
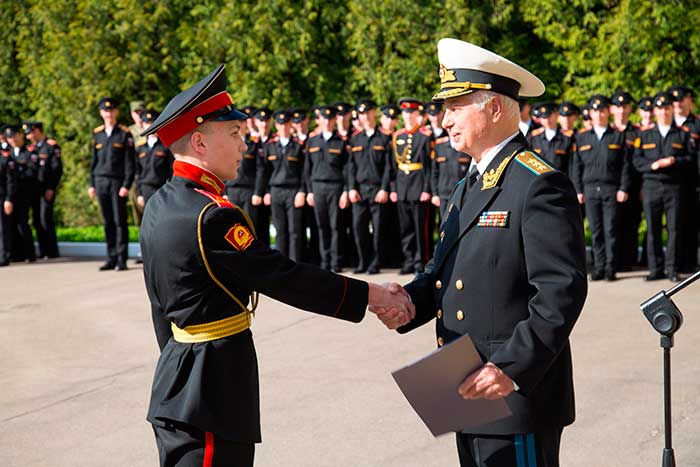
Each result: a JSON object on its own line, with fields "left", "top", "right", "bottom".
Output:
{"left": 0, "top": 85, "right": 698, "bottom": 282}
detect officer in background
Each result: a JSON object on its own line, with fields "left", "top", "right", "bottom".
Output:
{"left": 304, "top": 105, "right": 348, "bottom": 271}
{"left": 638, "top": 97, "right": 654, "bottom": 128}
{"left": 255, "top": 110, "right": 306, "bottom": 261}
{"left": 347, "top": 99, "right": 392, "bottom": 274}
{"left": 135, "top": 110, "right": 174, "bottom": 208}
{"left": 241, "top": 107, "right": 272, "bottom": 247}
{"left": 24, "top": 121, "right": 62, "bottom": 259}
{"left": 380, "top": 104, "right": 400, "bottom": 136}
{"left": 572, "top": 95, "right": 630, "bottom": 281}
{"left": 391, "top": 97, "right": 432, "bottom": 274}
{"left": 88, "top": 97, "right": 135, "bottom": 271}
{"left": 0, "top": 137, "right": 16, "bottom": 266}
{"left": 5, "top": 126, "right": 40, "bottom": 262}
{"left": 558, "top": 101, "right": 580, "bottom": 133}
{"left": 335, "top": 102, "right": 353, "bottom": 140}
{"left": 528, "top": 102, "right": 574, "bottom": 176}
{"left": 430, "top": 123, "right": 471, "bottom": 220}
{"left": 128, "top": 101, "right": 147, "bottom": 238}
{"left": 581, "top": 104, "right": 592, "bottom": 130}
{"left": 669, "top": 85, "right": 700, "bottom": 273}
{"left": 633, "top": 92, "right": 692, "bottom": 282}
{"left": 518, "top": 98, "right": 541, "bottom": 139}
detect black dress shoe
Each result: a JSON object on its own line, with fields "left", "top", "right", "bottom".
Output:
{"left": 353, "top": 266, "right": 367, "bottom": 274}
{"left": 399, "top": 266, "right": 415, "bottom": 275}
{"left": 0, "top": 260, "right": 9, "bottom": 267}
{"left": 99, "top": 261, "right": 116, "bottom": 271}
{"left": 605, "top": 272, "right": 616, "bottom": 282}
{"left": 669, "top": 272, "right": 681, "bottom": 282}
{"left": 331, "top": 266, "right": 343, "bottom": 273}
{"left": 367, "top": 266, "right": 380, "bottom": 275}
{"left": 644, "top": 272, "right": 666, "bottom": 281}
{"left": 590, "top": 271, "right": 604, "bottom": 281}
{"left": 115, "top": 263, "right": 128, "bottom": 271}
{"left": 135, "top": 258, "right": 143, "bottom": 264}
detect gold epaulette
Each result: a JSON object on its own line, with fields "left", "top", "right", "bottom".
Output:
{"left": 577, "top": 127, "right": 591, "bottom": 134}
{"left": 514, "top": 150, "right": 553, "bottom": 177}
{"left": 561, "top": 129, "right": 574, "bottom": 138}
{"left": 379, "top": 127, "right": 393, "bottom": 136}
{"left": 93, "top": 124, "right": 105, "bottom": 134}
{"left": 119, "top": 123, "right": 130, "bottom": 132}
{"left": 531, "top": 127, "right": 545, "bottom": 137}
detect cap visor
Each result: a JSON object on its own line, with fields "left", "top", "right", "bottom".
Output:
{"left": 431, "top": 88, "right": 476, "bottom": 102}
{"left": 213, "top": 108, "right": 248, "bottom": 121}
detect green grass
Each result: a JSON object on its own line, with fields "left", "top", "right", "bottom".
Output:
{"left": 57, "top": 226, "right": 140, "bottom": 243}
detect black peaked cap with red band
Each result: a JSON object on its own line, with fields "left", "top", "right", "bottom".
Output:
{"left": 141, "top": 64, "right": 247, "bottom": 146}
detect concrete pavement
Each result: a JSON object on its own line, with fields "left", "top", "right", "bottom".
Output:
{"left": 1, "top": 259, "right": 699, "bottom": 466}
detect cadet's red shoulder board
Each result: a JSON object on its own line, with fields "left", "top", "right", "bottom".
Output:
{"left": 194, "top": 188, "right": 234, "bottom": 208}
{"left": 224, "top": 224, "right": 254, "bottom": 251}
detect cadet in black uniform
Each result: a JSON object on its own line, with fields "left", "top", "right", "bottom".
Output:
{"left": 380, "top": 103, "right": 399, "bottom": 135}
{"left": 557, "top": 101, "right": 580, "bottom": 134}
{"left": 5, "top": 126, "right": 40, "bottom": 262}
{"left": 255, "top": 109, "right": 306, "bottom": 261}
{"left": 0, "top": 137, "right": 16, "bottom": 266}
{"left": 528, "top": 102, "right": 575, "bottom": 177}
{"left": 347, "top": 99, "right": 392, "bottom": 274}
{"left": 23, "top": 121, "right": 62, "bottom": 259}
{"left": 139, "top": 65, "right": 413, "bottom": 467}
{"left": 225, "top": 106, "right": 256, "bottom": 214}
{"left": 386, "top": 39, "right": 587, "bottom": 467}
{"left": 392, "top": 98, "right": 433, "bottom": 274}
{"left": 88, "top": 97, "right": 135, "bottom": 271}
{"left": 304, "top": 105, "right": 348, "bottom": 271}
{"left": 572, "top": 95, "right": 631, "bottom": 281}
{"left": 135, "top": 110, "right": 174, "bottom": 207}
{"left": 430, "top": 130, "right": 471, "bottom": 220}
{"left": 633, "top": 92, "right": 693, "bottom": 282}
{"left": 518, "top": 98, "right": 541, "bottom": 139}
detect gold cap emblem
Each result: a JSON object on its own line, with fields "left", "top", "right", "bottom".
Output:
{"left": 438, "top": 64, "right": 456, "bottom": 84}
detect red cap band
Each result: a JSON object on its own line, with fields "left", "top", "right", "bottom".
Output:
{"left": 400, "top": 101, "right": 421, "bottom": 110}
{"left": 157, "top": 92, "right": 233, "bottom": 146}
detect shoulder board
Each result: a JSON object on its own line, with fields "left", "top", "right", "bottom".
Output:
{"left": 119, "top": 124, "right": 130, "bottom": 132}
{"left": 561, "top": 129, "right": 574, "bottom": 138}
{"left": 93, "top": 124, "right": 105, "bottom": 133}
{"left": 250, "top": 135, "right": 260, "bottom": 143}
{"left": 309, "top": 128, "right": 321, "bottom": 137}
{"left": 194, "top": 188, "right": 234, "bottom": 208}
{"left": 379, "top": 127, "right": 392, "bottom": 136}
{"left": 419, "top": 126, "right": 432, "bottom": 136}
{"left": 531, "top": 127, "right": 545, "bottom": 136}
{"left": 514, "top": 150, "right": 554, "bottom": 176}
{"left": 681, "top": 125, "right": 690, "bottom": 132}
{"left": 435, "top": 136, "right": 449, "bottom": 144}
{"left": 577, "top": 127, "right": 591, "bottom": 134}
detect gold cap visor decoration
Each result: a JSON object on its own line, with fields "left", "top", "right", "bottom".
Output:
{"left": 432, "top": 38, "right": 545, "bottom": 102}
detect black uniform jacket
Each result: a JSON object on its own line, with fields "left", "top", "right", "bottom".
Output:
{"left": 34, "top": 138, "right": 63, "bottom": 191}
{"left": 431, "top": 135, "right": 471, "bottom": 199}
{"left": 255, "top": 135, "right": 306, "bottom": 195}
{"left": 398, "top": 134, "right": 587, "bottom": 434}
{"left": 11, "top": 145, "right": 41, "bottom": 190}
{"left": 572, "top": 127, "right": 631, "bottom": 194}
{"left": 304, "top": 131, "right": 348, "bottom": 190}
{"left": 90, "top": 124, "right": 135, "bottom": 188}
{"left": 347, "top": 128, "right": 392, "bottom": 197}
{"left": 392, "top": 125, "right": 432, "bottom": 201}
{"left": 528, "top": 127, "right": 574, "bottom": 175}
{"left": 227, "top": 134, "right": 261, "bottom": 191}
{"left": 141, "top": 161, "right": 368, "bottom": 442}
{"left": 0, "top": 151, "right": 17, "bottom": 202}
{"left": 135, "top": 138, "right": 174, "bottom": 195}
{"left": 632, "top": 124, "right": 693, "bottom": 185}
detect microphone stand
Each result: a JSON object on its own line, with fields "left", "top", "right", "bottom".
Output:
{"left": 640, "top": 270, "right": 700, "bottom": 467}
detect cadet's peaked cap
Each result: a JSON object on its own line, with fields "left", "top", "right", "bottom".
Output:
{"left": 355, "top": 99, "right": 377, "bottom": 114}
{"left": 318, "top": 105, "right": 337, "bottom": 119}
{"left": 290, "top": 108, "right": 307, "bottom": 123}
{"left": 588, "top": 95, "right": 610, "bottom": 110}
{"left": 653, "top": 91, "right": 673, "bottom": 108}
{"left": 638, "top": 96, "right": 654, "bottom": 111}
{"left": 536, "top": 102, "right": 558, "bottom": 118}
{"left": 668, "top": 85, "right": 693, "bottom": 101}
{"left": 273, "top": 110, "right": 291, "bottom": 124}
{"left": 99, "top": 97, "right": 118, "bottom": 110}
{"left": 559, "top": 101, "right": 580, "bottom": 116}
{"left": 334, "top": 102, "right": 353, "bottom": 116}
{"left": 611, "top": 91, "right": 634, "bottom": 106}
{"left": 4, "top": 125, "right": 19, "bottom": 137}
{"left": 398, "top": 98, "right": 424, "bottom": 112}
{"left": 240, "top": 105, "right": 256, "bottom": 117}
{"left": 142, "top": 109, "right": 159, "bottom": 124}
{"left": 581, "top": 105, "right": 590, "bottom": 121}
{"left": 22, "top": 121, "right": 43, "bottom": 133}
{"left": 425, "top": 101, "right": 443, "bottom": 116}
{"left": 381, "top": 104, "right": 399, "bottom": 118}
{"left": 254, "top": 107, "right": 272, "bottom": 121}
{"left": 141, "top": 65, "right": 246, "bottom": 146}
{"left": 433, "top": 38, "right": 545, "bottom": 102}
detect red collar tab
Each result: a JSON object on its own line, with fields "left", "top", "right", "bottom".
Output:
{"left": 173, "top": 160, "right": 225, "bottom": 195}
{"left": 157, "top": 91, "right": 233, "bottom": 147}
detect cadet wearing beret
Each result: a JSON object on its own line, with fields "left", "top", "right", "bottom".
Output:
{"left": 668, "top": 85, "right": 700, "bottom": 273}
{"left": 347, "top": 99, "right": 392, "bottom": 274}
{"left": 255, "top": 109, "right": 307, "bottom": 261}
{"left": 572, "top": 95, "right": 631, "bottom": 281}
{"left": 139, "top": 65, "right": 414, "bottom": 467}
{"left": 557, "top": 101, "right": 580, "bottom": 133}
{"left": 88, "top": 97, "right": 135, "bottom": 271}
{"left": 381, "top": 39, "right": 587, "bottom": 466}
{"left": 633, "top": 92, "right": 693, "bottom": 282}
{"left": 0, "top": 131, "right": 17, "bottom": 265}
{"left": 528, "top": 102, "right": 575, "bottom": 177}
{"left": 24, "top": 121, "right": 63, "bottom": 259}
{"left": 134, "top": 110, "right": 174, "bottom": 208}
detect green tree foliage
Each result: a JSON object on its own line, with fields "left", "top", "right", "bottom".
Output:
{"left": 1, "top": 0, "right": 698, "bottom": 226}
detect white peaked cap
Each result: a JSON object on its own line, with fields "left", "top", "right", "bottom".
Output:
{"left": 432, "top": 38, "right": 545, "bottom": 101}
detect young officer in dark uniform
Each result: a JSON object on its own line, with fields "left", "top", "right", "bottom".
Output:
{"left": 23, "top": 121, "right": 62, "bottom": 258}
{"left": 572, "top": 95, "right": 631, "bottom": 281}
{"left": 0, "top": 138, "right": 16, "bottom": 265}
{"left": 5, "top": 126, "right": 40, "bottom": 262}
{"left": 528, "top": 102, "right": 574, "bottom": 177}
{"left": 633, "top": 92, "right": 693, "bottom": 282}
{"left": 557, "top": 101, "right": 579, "bottom": 134}
{"left": 384, "top": 39, "right": 587, "bottom": 467}
{"left": 135, "top": 110, "right": 174, "bottom": 207}
{"left": 139, "top": 65, "right": 414, "bottom": 467}
{"left": 379, "top": 103, "right": 404, "bottom": 268}
{"left": 88, "top": 97, "right": 135, "bottom": 271}
{"left": 391, "top": 98, "right": 433, "bottom": 274}
{"left": 255, "top": 109, "right": 306, "bottom": 261}
{"left": 347, "top": 99, "right": 392, "bottom": 274}
{"left": 430, "top": 127, "right": 471, "bottom": 221}
{"left": 224, "top": 105, "right": 256, "bottom": 213}
{"left": 304, "top": 105, "right": 348, "bottom": 271}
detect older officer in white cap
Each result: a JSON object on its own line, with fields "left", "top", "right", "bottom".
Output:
{"left": 384, "top": 39, "right": 588, "bottom": 466}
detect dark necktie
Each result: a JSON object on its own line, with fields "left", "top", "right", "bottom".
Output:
{"left": 466, "top": 165, "right": 479, "bottom": 190}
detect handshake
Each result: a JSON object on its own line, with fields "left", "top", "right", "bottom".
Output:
{"left": 366, "top": 283, "right": 415, "bottom": 329}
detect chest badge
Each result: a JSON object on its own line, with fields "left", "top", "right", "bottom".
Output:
{"left": 478, "top": 211, "right": 510, "bottom": 228}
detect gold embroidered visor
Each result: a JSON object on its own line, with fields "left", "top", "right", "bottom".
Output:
{"left": 433, "top": 65, "right": 522, "bottom": 102}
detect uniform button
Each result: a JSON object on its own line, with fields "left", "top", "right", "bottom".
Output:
{"left": 437, "top": 337, "right": 444, "bottom": 347}
{"left": 455, "top": 280, "right": 463, "bottom": 290}
{"left": 435, "top": 280, "right": 442, "bottom": 289}
{"left": 437, "top": 309, "right": 443, "bottom": 319}
{"left": 456, "top": 310, "right": 464, "bottom": 320}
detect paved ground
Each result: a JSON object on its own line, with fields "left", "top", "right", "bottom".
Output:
{"left": 1, "top": 258, "right": 699, "bottom": 466}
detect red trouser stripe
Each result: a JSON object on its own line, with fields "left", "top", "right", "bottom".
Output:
{"left": 203, "top": 432, "right": 214, "bottom": 467}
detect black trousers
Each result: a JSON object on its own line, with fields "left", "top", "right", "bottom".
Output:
{"left": 584, "top": 184, "right": 619, "bottom": 274}
{"left": 95, "top": 176, "right": 129, "bottom": 264}
{"left": 312, "top": 183, "right": 343, "bottom": 269}
{"left": 34, "top": 191, "right": 60, "bottom": 258}
{"left": 270, "top": 186, "right": 304, "bottom": 261}
{"left": 398, "top": 199, "right": 427, "bottom": 269}
{"left": 616, "top": 183, "right": 643, "bottom": 270}
{"left": 302, "top": 204, "right": 320, "bottom": 265}
{"left": 679, "top": 184, "right": 699, "bottom": 272}
{"left": 226, "top": 186, "right": 270, "bottom": 247}
{"left": 14, "top": 183, "right": 39, "bottom": 261}
{"left": 643, "top": 180, "right": 682, "bottom": 274}
{"left": 0, "top": 208, "right": 10, "bottom": 262}
{"left": 456, "top": 427, "right": 562, "bottom": 467}
{"left": 351, "top": 195, "right": 384, "bottom": 270}
{"left": 153, "top": 422, "right": 254, "bottom": 467}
